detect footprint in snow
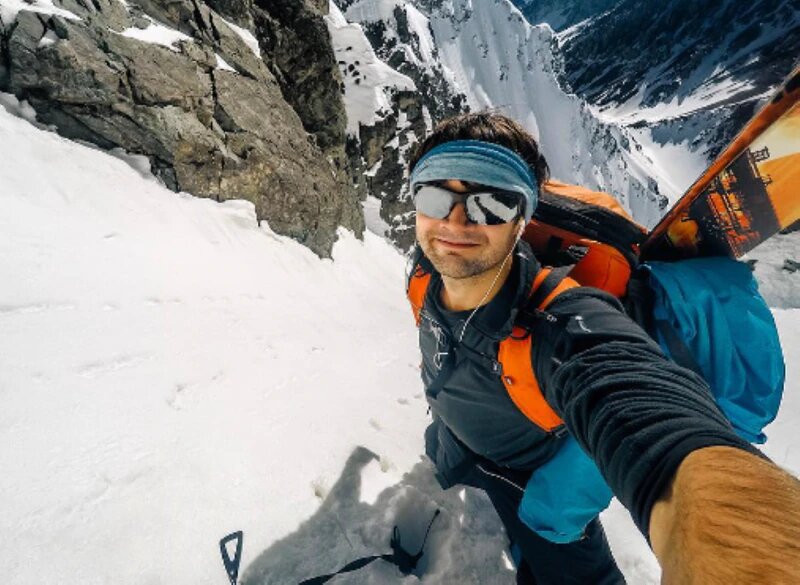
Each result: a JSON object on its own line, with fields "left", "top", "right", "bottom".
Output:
{"left": 0, "top": 302, "right": 75, "bottom": 316}
{"left": 78, "top": 354, "right": 151, "bottom": 378}
{"left": 311, "top": 477, "right": 329, "bottom": 500}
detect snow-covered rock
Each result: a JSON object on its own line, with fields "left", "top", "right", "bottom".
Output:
{"left": 339, "top": 0, "right": 669, "bottom": 236}
{"left": 513, "top": 0, "right": 800, "bottom": 190}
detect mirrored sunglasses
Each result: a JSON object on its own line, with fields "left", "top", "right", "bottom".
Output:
{"left": 413, "top": 184, "right": 523, "bottom": 226}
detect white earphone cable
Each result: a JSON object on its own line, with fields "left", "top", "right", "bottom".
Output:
{"left": 457, "top": 221, "right": 525, "bottom": 343}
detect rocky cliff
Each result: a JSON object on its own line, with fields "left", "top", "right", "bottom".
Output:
{"left": 4, "top": 0, "right": 789, "bottom": 256}
{"left": 0, "top": 0, "right": 364, "bottom": 256}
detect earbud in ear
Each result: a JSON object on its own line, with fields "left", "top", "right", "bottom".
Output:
{"left": 517, "top": 219, "right": 526, "bottom": 238}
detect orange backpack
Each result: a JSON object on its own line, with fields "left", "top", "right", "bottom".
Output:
{"left": 407, "top": 180, "right": 647, "bottom": 432}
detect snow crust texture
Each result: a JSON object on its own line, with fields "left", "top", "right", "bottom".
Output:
{"left": 0, "top": 94, "right": 424, "bottom": 584}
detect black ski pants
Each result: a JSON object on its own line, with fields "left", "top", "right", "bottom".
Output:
{"left": 461, "top": 460, "right": 626, "bottom": 585}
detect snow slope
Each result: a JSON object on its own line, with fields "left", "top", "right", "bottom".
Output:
{"left": 430, "top": 0, "right": 672, "bottom": 224}
{"left": 0, "top": 93, "right": 798, "bottom": 585}
{"left": 0, "top": 94, "right": 423, "bottom": 584}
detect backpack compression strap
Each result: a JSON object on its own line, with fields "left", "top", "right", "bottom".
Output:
{"left": 406, "top": 261, "right": 578, "bottom": 433}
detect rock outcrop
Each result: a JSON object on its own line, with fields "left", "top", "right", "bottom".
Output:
{"left": 0, "top": 0, "right": 364, "bottom": 257}
{"left": 253, "top": 0, "right": 347, "bottom": 152}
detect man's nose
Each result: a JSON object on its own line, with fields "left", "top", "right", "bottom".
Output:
{"left": 444, "top": 201, "right": 469, "bottom": 226}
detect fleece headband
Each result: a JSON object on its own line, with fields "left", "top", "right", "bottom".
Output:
{"left": 409, "top": 140, "right": 539, "bottom": 221}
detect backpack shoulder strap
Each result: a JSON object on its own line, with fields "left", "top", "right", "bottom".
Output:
{"left": 497, "top": 267, "right": 580, "bottom": 433}
{"left": 407, "top": 249, "right": 432, "bottom": 326}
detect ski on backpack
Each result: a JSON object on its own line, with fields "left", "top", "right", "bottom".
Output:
{"left": 641, "top": 65, "right": 800, "bottom": 261}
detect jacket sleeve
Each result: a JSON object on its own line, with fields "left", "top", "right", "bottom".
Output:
{"left": 532, "top": 287, "right": 762, "bottom": 538}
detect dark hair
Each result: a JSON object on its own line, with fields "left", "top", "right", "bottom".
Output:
{"left": 408, "top": 110, "right": 550, "bottom": 188}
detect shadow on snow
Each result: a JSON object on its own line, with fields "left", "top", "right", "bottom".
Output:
{"left": 241, "top": 446, "right": 516, "bottom": 584}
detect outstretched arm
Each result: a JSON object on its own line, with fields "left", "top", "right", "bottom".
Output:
{"left": 650, "top": 446, "right": 800, "bottom": 584}
{"left": 536, "top": 289, "right": 800, "bottom": 581}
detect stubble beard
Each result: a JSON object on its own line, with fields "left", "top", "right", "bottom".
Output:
{"left": 420, "top": 230, "right": 518, "bottom": 280}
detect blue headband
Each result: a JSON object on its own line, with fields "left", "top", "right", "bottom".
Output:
{"left": 409, "top": 139, "right": 539, "bottom": 221}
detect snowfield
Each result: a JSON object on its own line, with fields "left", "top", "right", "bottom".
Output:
{"left": 0, "top": 93, "right": 798, "bottom": 585}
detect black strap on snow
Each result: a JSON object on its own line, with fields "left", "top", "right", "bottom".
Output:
{"left": 219, "top": 531, "right": 243, "bottom": 585}
{"left": 299, "top": 554, "right": 389, "bottom": 585}
{"left": 299, "top": 510, "right": 441, "bottom": 585}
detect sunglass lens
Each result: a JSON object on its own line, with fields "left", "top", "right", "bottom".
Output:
{"left": 414, "top": 185, "right": 455, "bottom": 220}
{"left": 466, "top": 192, "right": 521, "bottom": 225}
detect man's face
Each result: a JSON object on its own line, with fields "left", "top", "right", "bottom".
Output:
{"left": 415, "top": 180, "right": 521, "bottom": 280}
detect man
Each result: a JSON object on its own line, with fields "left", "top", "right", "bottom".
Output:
{"left": 407, "top": 112, "right": 800, "bottom": 583}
